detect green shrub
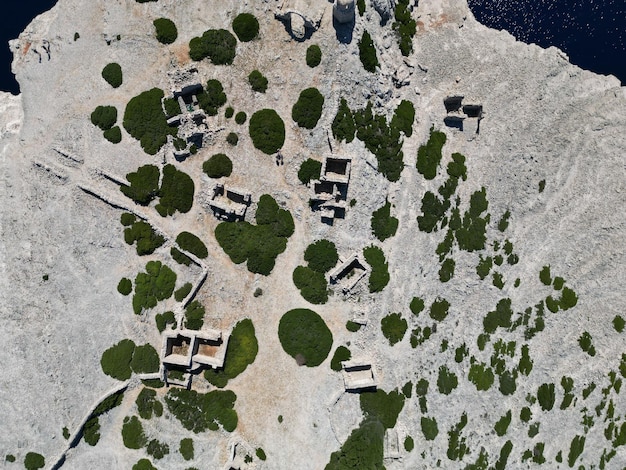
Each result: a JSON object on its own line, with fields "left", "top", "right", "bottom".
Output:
{"left": 358, "top": 30, "right": 378, "bottom": 72}
{"left": 357, "top": 0, "right": 365, "bottom": 14}
{"left": 122, "top": 164, "right": 160, "bottom": 205}
{"left": 136, "top": 388, "right": 163, "bottom": 420}
{"left": 421, "top": 417, "right": 439, "bottom": 440}
{"left": 439, "top": 258, "right": 455, "bottom": 282}
{"left": 226, "top": 132, "right": 238, "bottom": 145}
{"left": 171, "top": 248, "right": 192, "bottom": 267}
{"left": 437, "top": 365, "right": 458, "bottom": 394}
{"left": 155, "top": 311, "right": 176, "bottom": 332}
{"left": 539, "top": 265, "right": 551, "bottom": 285}
{"left": 256, "top": 448, "right": 267, "bottom": 461}
{"left": 146, "top": 439, "right": 169, "bottom": 459}
{"left": 174, "top": 283, "right": 192, "bottom": 302}
{"left": 118, "top": 277, "right": 132, "bottom": 295}
{"left": 468, "top": 362, "right": 494, "bottom": 391}
{"left": 130, "top": 344, "right": 159, "bottom": 374}
{"left": 103, "top": 126, "right": 122, "bottom": 143}
{"left": 363, "top": 245, "right": 390, "bottom": 293}
{"left": 404, "top": 435, "right": 414, "bottom": 451}
{"left": 483, "top": 298, "right": 512, "bottom": 333}
{"left": 124, "top": 221, "right": 165, "bottom": 256}
{"left": 249, "top": 109, "right": 285, "bottom": 154}
{"left": 613, "top": 315, "right": 625, "bottom": 332}
{"left": 163, "top": 97, "right": 181, "bottom": 118}
{"left": 537, "top": 383, "right": 555, "bottom": 411}
{"left": 91, "top": 105, "right": 117, "bottom": 130}
{"left": 381, "top": 313, "right": 407, "bottom": 346}
{"left": 416, "top": 191, "right": 448, "bottom": 232}
{"left": 476, "top": 255, "right": 492, "bottom": 280}
{"left": 409, "top": 297, "right": 425, "bottom": 315}
{"left": 578, "top": 331, "right": 596, "bottom": 356}
{"left": 447, "top": 152, "right": 467, "bottom": 181}
{"left": 185, "top": 300, "right": 205, "bottom": 330}
{"left": 83, "top": 416, "right": 101, "bottom": 445}
{"left": 325, "top": 419, "right": 384, "bottom": 470}
{"left": 189, "top": 29, "right": 237, "bottom": 64}
{"left": 371, "top": 201, "right": 398, "bottom": 241}
{"left": 232, "top": 13, "right": 259, "bottom": 42}
{"left": 153, "top": 18, "right": 177, "bottom": 44}
{"left": 225, "top": 106, "right": 234, "bottom": 118}
{"left": 346, "top": 320, "right": 361, "bottom": 332}
{"left": 292, "top": 87, "right": 324, "bottom": 129}
{"left": 176, "top": 231, "right": 208, "bottom": 259}
{"left": 124, "top": 88, "right": 175, "bottom": 155}
{"left": 416, "top": 127, "right": 446, "bottom": 180}
{"left": 122, "top": 416, "right": 146, "bottom": 449}
{"left": 24, "top": 453, "right": 45, "bottom": 470}
{"left": 165, "top": 388, "right": 238, "bottom": 433}
{"left": 390, "top": 100, "right": 415, "bottom": 137}
{"left": 298, "top": 158, "right": 322, "bottom": 184}
{"left": 494, "top": 410, "right": 511, "bottom": 436}
{"left": 499, "top": 370, "right": 517, "bottom": 395}
{"left": 306, "top": 44, "right": 322, "bottom": 67}
{"left": 101, "top": 339, "right": 136, "bottom": 380}
{"left": 235, "top": 111, "right": 247, "bottom": 125}
{"left": 278, "top": 308, "right": 333, "bottom": 367}
{"left": 180, "top": 438, "right": 194, "bottom": 460}
{"left": 332, "top": 101, "right": 357, "bottom": 149}
{"left": 392, "top": 0, "right": 417, "bottom": 56}
{"left": 560, "top": 287, "right": 578, "bottom": 310}
{"left": 102, "top": 63, "right": 123, "bottom": 88}
{"left": 132, "top": 459, "right": 157, "bottom": 470}
{"left": 492, "top": 271, "right": 504, "bottom": 289}
{"left": 156, "top": 164, "right": 194, "bottom": 216}
{"left": 248, "top": 70, "right": 267, "bottom": 93}
{"left": 121, "top": 212, "right": 136, "bottom": 226}
{"left": 360, "top": 388, "right": 405, "bottom": 429}
{"left": 133, "top": 261, "right": 176, "bottom": 315}
{"left": 197, "top": 79, "right": 227, "bottom": 116}
{"left": 204, "top": 318, "right": 258, "bottom": 387}
{"left": 304, "top": 239, "right": 338, "bottom": 273}
{"left": 429, "top": 298, "right": 450, "bottom": 322}
{"left": 330, "top": 345, "right": 351, "bottom": 371}
{"left": 567, "top": 435, "right": 585, "bottom": 467}
{"left": 293, "top": 266, "right": 328, "bottom": 304}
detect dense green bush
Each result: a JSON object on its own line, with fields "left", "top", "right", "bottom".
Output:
{"left": 476, "top": 255, "right": 492, "bottom": 280}
{"left": 278, "top": 308, "right": 333, "bottom": 367}
{"left": 392, "top": 0, "right": 416, "bottom": 56}
{"left": 103, "top": 126, "right": 122, "bottom": 143}
{"left": 292, "top": 87, "right": 324, "bottom": 129}
{"left": 578, "top": 331, "right": 596, "bottom": 356}
{"left": 180, "top": 438, "right": 194, "bottom": 460}
{"left": 122, "top": 164, "right": 160, "bottom": 205}
{"left": 293, "top": 266, "right": 328, "bottom": 304}
{"left": 416, "top": 191, "right": 448, "bottom": 233}
{"left": 614, "top": 315, "right": 625, "bottom": 333}
{"left": 24, "top": 453, "right": 45, "bottom": 470}
{"left": 306, "top": 44, "right": 322, "bottom": 67}
{"left": 171, "top": 248, "right": 191, "bottom": 267}
{"left": 494, "top": 410, "right": 511, "bottom": 436}
{"left": 358, "top": 30, "right": 378, "bottom": 72}
{"left": 248, "top": 70, "right": 267, "bottom": 93}
{"left": 560, "top": 287, "right": 578, "bottom": 310}
{"left": 124, "top": 88, "right": 175, "bottom": 155}
{"left": 165, "top": 388, "right": 238, "bottom": 432}
{"left": 91, "top": 105, "right": 117, "bottom": 130}
{"left": 249, "top": 109, "right": 285, "bottom": 154}
{"left": 363, "top": 246, "right": 390, "bottom": 293}
{"left": 176, "top": 231, "right": 208, "bottom": 259}
{"left": 83, "top": 416, "right": 101, "bottom": 446}
{"left": 232, "top": 13, "right": 259, "bottom": 42}
{"left": 155, "top": 311, "right": 176, "bottom": 332}
{"left": 121, "top": 212, "right": 136, "bottom": 226}
{"left": 163, "top": 97, "right": 181, "bottom": 118}
{"left": 102, "top": 63, "right": 123, "bottom": 88}
{"left": 304, "top": 239, "right": 338, "bottom": 273}
{"left": 235, "top": 111, "right": 247, "bottom": 125}
{"left": 185, "top": 300, "right": 205, "bottom": 330}
{"left": 421, "top": 417, "right": 439, "bottom": 440}
{"left": 404, "top": 435, "right": 414, "bottom": 451}
{"left": 226, "top": 132, "right": 238, "bottom": 145}
{"left": 136, "top": 388, "right": 163, "bottom": 420}
{"left": 468, "top": 362, "right": 494, "bottom": 391}
{"left": 439, "top": 258, "right": 455, "bottom": 282}
{"left": 156, "top": 164, "right": 194, "bottom": 216}
{"left": 360, "top": 388, "right": 405, "bottom": 429}
{"left": 132, "top": 459, "right": 157, "bottom": 470}
{"left": 410, "top": 297, "right": 425, "bottom": 316}
{"left": 537, "top": 383, "right": 556, "bottom": 411}
{"left": 130, "top": 344, "right": 160, "bottom": 374}
{"left": 83, "top": 389, "right": 125, "bottom": 446}
{"left": 146, "top": 439, "right": 169, "bottom": 459}
{"left": 118, "top": 277, "right": 132, "bottom": 295}
{"left": 203, "top": 154, "right": 233, "bottom": 180}
{"left": 124, "top": 221, "right": 165, "bottom": 256}
{"left": 153, "top": 18, "right": 177, "bottom": 44}
{"left": 567, "top": 435, "right": 585, "bottom": 467}
{"left": 437, "top": 365, "right": 458, "bottom": 394}
{"left": 332, "top": 98, "right": 355, "bottom": 143}
{"left": 325, "top": 419, "right": 384, "bottom": 470}
{"left": 346, "top": 320, "right": 362, "bottom": 332}
{"left": 455, "top": 188, "right": 489, "bottom": 252}
{"left": 371, "top": 201, "right": 398, "bottom": 241}
{"left": 122, "top": 416, "right": 146, "bottom": 449}
{"left": 381, "top": 313, "right": 407, "bottom": 346}
{"left": 330, "top": 345, "right": 351, "bottom": 371}
{"left": 483, "top": 298, "right": 513, "bottom": 333}
{"left": 539, "top": 265, "right": 551, "bottom": 285}
{"left": 298, "top": 158, "right": 322, "bottom": 184}
{"left": 416, "top": 127, "right": 446, "bottom": 180}
{"left": 189, "top": 29, "right": 237, "bottom": 64}
{"left": 133, "top": 261, "right": 176, "bottom": 315}
{"left": 204, "top": 318, "right": 258, "bottom": 387}
{"left": 101, "top": 339, "right": 136, "bottom": 380}
{"left": 391, "top": 100, "right": 415, "bottom": 137}
{"left": 174, "top": 282, "right": 192, "bottom": 302}
{"left": 197, "top": 79, "right": 227, "bottom": 116}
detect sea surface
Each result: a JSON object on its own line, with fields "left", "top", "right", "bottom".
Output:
{"left": 0, "top": 0, "right": 624, "bottom": 94}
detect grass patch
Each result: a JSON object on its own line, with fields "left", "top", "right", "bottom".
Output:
{"left": 136, "top": 388, "right": 163, "bottom": 420}
{"left": 278, "top": 308, "right": 333, "bottom": 367}
{"left": 363, "top": 245, "right": 390, "bottom": 293}
{"left": 133, "top": 261, "right": 176, "bottom": 315}
{"left": 249, "top": 109, "right": 285, "bottom": 155}
{"left": 176, "top": 231, "right": 208, "bottom": 259}
{"left": 371, "top": 200, "right": 398, "bottom": 241}
{"left": 165, "top": 388, "right": 238, "bottom": 433}
{"left": 248, "top": 70, "right": 268, "bottom": 93}
{"left": 298, "top": 158, "right": 322, "bottom": 184}
{"left": 358, "top": 30, "right": 378, "bottom": 72}
{"left": 189, "top": 29, "right": 237, "bottom": 64}
{"left": 102, "top": 63, "right": 122, "bottom": 88}
{"left": 293, "top": 266, "right": 328, "bottom": 304}
{"left": 123, "top": 88, "right": 175, "bottom": 155}
{"left": 122, "top": 416, "right": 146, "bottom": 449}
{"left": 101, "top": 339, "right": 135, "bottom": 380}
{"left": 421, "top": 416, "right": 439, "bottom": 440}
{"left": 306, "top": 44, "right": 322, "bottom": 67}
{"left": 180, "top": 438, "right": 194, "bottom": 460}
{"left": 184, "top": 300, "right": 205, "bottom": 330}
{"left": 437, "top": 365, "right": 458, "bottom": 395}
{"left": 232, "top": 13, "right": 259, "bottom": 42}
{"left": 416, "top": 127, "right": 446, "bottom": 180}
{"left": 204, "top": 318, "right": 258, "bottom": 388}
{"left": 381, "top": 313, "right": 407, "bottom": 346}
{"left": 292, "top": 87, "right": 324, "bottom": 129}
{"left": 330, "top": 345, "right": 351, "bottom": 371}
{"left": 304, "top": 239, "right": 338, "bottom": 273}
{"left": 332, "top": 98, "right": 355, "bottom": 143}
{"left": 91, "top": 105, "right": 117, "bottom": 130}
{"left": 153, "top": 18, "right": 177, "bottom": 44}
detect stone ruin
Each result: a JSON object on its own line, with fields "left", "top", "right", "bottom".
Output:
{"left": 310, "top": 156, "right": 351, "bottom": 224}
{"left": 208, "top": 183, "right": 252, "bottom": 220}
{"left": 443, "top": 95, "right": 483, "bottom": 135}
{"left": 341, "top": 359, "right": 377, "bottom": 391}
{"left": 163, "top": 83, "right": 209, "bottom": 159}
{"left": 328, "top": 252, "right": 370, "bottom": 293}
{"left": 333, "top": 0, "right": 355, "bottom": 23}
{"left": 275, "top": 0, "right": 327, "bottom": 40}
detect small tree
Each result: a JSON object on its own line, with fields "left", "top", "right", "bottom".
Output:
{"left": 232, "top": 13, "right": 259, "bottom": 42}
{"left": 102, "top": 63, "right": 123, "bottom": 88}
{"left": 153, "top": 18, "right": 178, "bottom": 44}
{"left": 306, "top": 45, "right": 322, "bottom": 67}
{"left": 358, "top": 30, "right": 378, "bottom": 72}
{"left": 248, "top": 70, "right": 268, "bottom": 93}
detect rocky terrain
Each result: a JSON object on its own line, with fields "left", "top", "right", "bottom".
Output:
{"left": 0, "top": 0, "right": 624, "bottom": 469}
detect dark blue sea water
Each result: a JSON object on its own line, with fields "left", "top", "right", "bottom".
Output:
{"left": 0, "top": 0, "right": 624, "bottom": 93}
{"left": 468, "top": 0, "right": 626, "bottom": 85}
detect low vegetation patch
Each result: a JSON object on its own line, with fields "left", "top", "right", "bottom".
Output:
{"left": 421, "top": 416, "right": 439, "bottom": 440}
{"left": 248, "top": 70, "right": 268, "bottom": 93}
{"left": 429, "top": 298, "right": 450, "bottom": 322}
{"left": 306, "top": 44, "right": 322, "bottom": 67}
{"left": 153, "top": 18, "right": 177, "bottom": 44}
{"left": 304, "top": 239, "right": 338, "bottom": 273}
{"left": 174, "top": 283, "right": 192, "bottom": 302}
{"left": 468, "top": 362, "right": 495, "bottom": 391}
{"left": 232, "top": 13, "right": 259, "bottom": 42}
{"left": 292, "top": 87, "right": 324, "bottom": 129}
{"left": 132, "top": 459, "right": 156, "bottom": 470}
{"left": 278, "top": 308, "right": 333, "bottom": 367}
{"left": 332, "top": 98, "right": 356, "bottom": 143}
{"left": 203, "top": 153, "right": 232, "bottom": 179}
{"left": 390, "top": 99, "right": 415, "bottom": 137}
{"left": 437, "top": 365, "right": 458, "bottom": 395}
{"left": 392, "top": 0, "right": 417, "bottom": 56}
{"left": 165, "top": 388, "right": 238, "bottom": 433}
{"left": 325, "top": 419, "right": 384, "bottom": 470}
{"left": 155, "top": 311, "right": 176, "bottom": 332}
{"left": 176, "top": 231, "right": 208, "bottom": 259}
{"left": 189, "top": 29, "right": 237, "bottom": 65}
{"left": 358, "top": 30, "right": 378, "bottom": 72}
{"left": 184, "top": 300, "right": 205, "bottom": 330}
{"left": 133, "top": 261, "right": 177, "bottom": 315}
{"left": 298, "top": 158, "right": 322, "bottom": 184}
{"left": 124, "top": 221, "right": 165, "bottom": 256}
{"left": 102, "top": 63, "right": 122, "bottom": 88}
{"left": 235, "top": 111, "right": 247, "bottom": 125}
{"left": 121, "top": 164, "right": 160, "bottom": 205}
{"left": 249, "top": 109, "right": 285, "bottom": 154}
{"left": 103, "top": 126, "right": 122, "bottom": 143}
{"left": 123, "top": 88, "right": 175, "bottom": 155}
{"left": 180, "top": 438, "right": 194, "bottom": 460}
{"left": 363, "top": 245, "right": 390, "bottom": 293}
{"left": 118, "top": 277, "right": 132, "bottom": 295}
{"left": 122, "top": 415, "right": 146, "bottom": 449}
{"left": 381, "top": 313, "right": 407, "bottom": 346}
{"left": 371, "top": 200, "right": 398, "bottom": 241}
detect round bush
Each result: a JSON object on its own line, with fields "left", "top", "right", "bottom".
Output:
{"left": 226, "top": 132, "right": 238, "bottom": 146}
{"left": 130, "top": 344, "right": 160, "bottom": 374}
{"left": 118, "top": 277, "right": 132, "bottom": 296}
{"left": 103, "top": 126, "right": 122, "bottom": 143}
{"left": 306, "top": 44, "right": 322, "bottom": 67}
{"left": 102, "top": 63, "right": 122, "bottom": 88}
{"left": 24, "top": 453, "right": 45, "bottom": 470}
{"left": 278, "top": 308, "right": 333, "bottom": 367}
{"left": 225, "top": 106, "right": 234, "bottom": 118}
{"left": 189, "top": 29, "right": 237, "bottom": 65}
{"left": 91, "top": 105, "right": 117, "bottom": 131}
{"left": 248, "top": 70, "right": 268, "bottom": 93}
{"left": 235, "top": 111, "right": 247, "bottom": 125}
{"left": 153, "top": 18, "right": 178, "bottom": 44}
{"left": 203, "top": 153, "right": 233, "bottom": 178}
{"left": 304, "top": 239, "right": 338, "bottom": 273}
{"left": 101, "top": 339, "right": 136, "bottom": 380}
{"left": 249, "top": 109, "right": 285, "bottom": 155}
{"left": 298, "top": 158, "right": 322, "bottom": 184}
{"left": 292, "top": 87, "right": 324, "bottom": 129}
{"left": 232, "top": 13, "right": 259, "bottom": 42}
